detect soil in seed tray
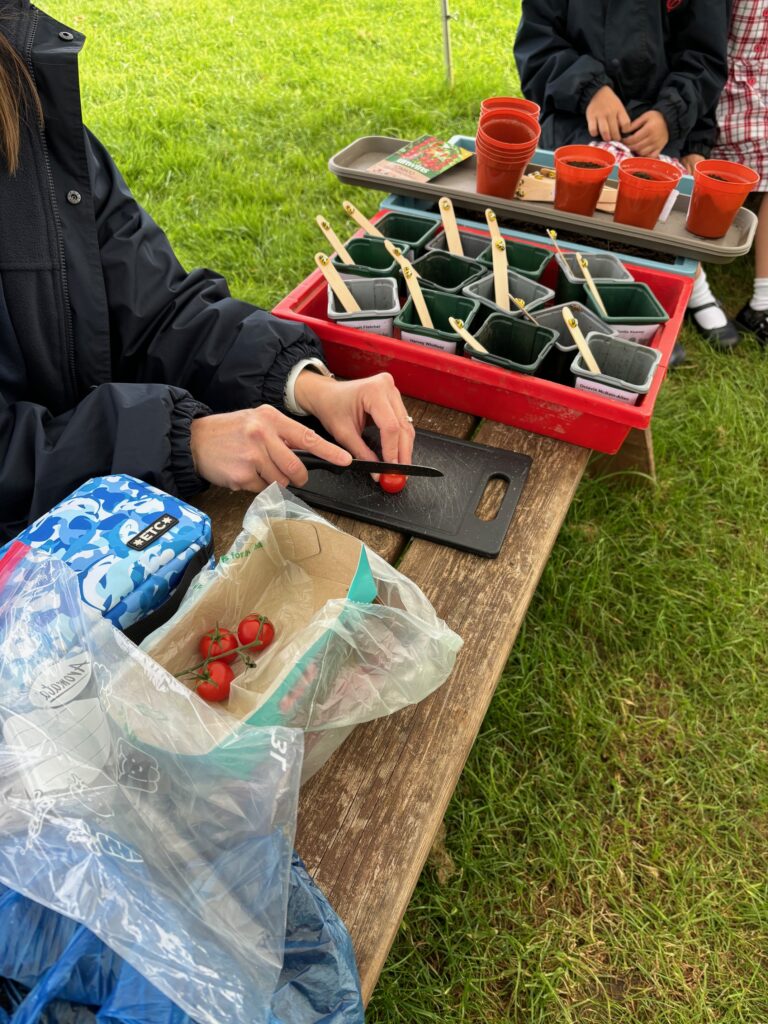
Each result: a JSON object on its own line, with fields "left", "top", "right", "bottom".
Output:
{"left": 566, "top": 160, "right": 603, "bottom": 169}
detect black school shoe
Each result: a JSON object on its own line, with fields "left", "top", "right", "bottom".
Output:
{"left": 687, "top": 301, "right": 741, "bottom": 351}
{"left": 734, "top": 302, "right": 768, "bottom": 349}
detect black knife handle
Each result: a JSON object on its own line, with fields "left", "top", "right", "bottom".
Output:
{"left": 293, "top": 452, "right": 347, "bottom": 474}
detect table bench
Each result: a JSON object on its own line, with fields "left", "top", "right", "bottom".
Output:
{"left": 196, "top": 403, "right": 651, "bottom": 1005}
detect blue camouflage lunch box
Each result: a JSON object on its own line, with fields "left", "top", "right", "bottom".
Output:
{"left": 0, "top": 475, "right": 213, "bottom": 641}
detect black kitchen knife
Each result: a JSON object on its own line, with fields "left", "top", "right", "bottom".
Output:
{"left": 294, "top": 452, "right": 443, "bottom": 477}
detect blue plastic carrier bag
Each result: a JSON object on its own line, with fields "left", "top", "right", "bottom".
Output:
{"left": 0, "top": 853, "right": 364, "bottom": 1024}
{"left": 0, "top": 476, "right": 213, "bottom": 642}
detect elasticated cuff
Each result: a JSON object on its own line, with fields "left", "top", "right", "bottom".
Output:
{"left": 654, "top": 98, "right": 683, "bottom": 145}
{"left": 260, "top": 322, "right": 324, "bottom": 413}
{"left": 170, "top": 394, "right": 211, "bottom": 498}
{"left": 682, "top": 133, "right": 714, "bottom": 159}
{"left": 578, "top": 72, "right": 612, "bottom": 113}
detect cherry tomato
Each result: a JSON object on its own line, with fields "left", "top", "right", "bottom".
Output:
{"left": 379, "top": 473, "right": 407, "bottom": 494}
{"left": 237, "top": 614, "right": 276, "bottom": 652}
{"left": 199, "top": 625, "right": 238, "bottom": 664}
{"left": 194, "top": 661, "right": 234, "bottom": 702}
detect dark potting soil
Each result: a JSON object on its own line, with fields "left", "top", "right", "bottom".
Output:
{"left": 707, "top": 173, "right": 738, "bottom": 182}
{"left": 631, "top": 172, "right": 654, "bottom": 180}
{"left": 566, "top": 160, "right": 603, "bottom": 169}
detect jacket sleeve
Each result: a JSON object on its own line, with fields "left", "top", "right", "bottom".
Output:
{"left": 513, "top": 0, "right": 611, "bottom": 115}
{"left": 682, "top": 113, "right": 719, "bottom": 159}
{"left": 654, "top": 1, "right": 730, "bottom": 150}
{"left": 84, "top": 129, "right": 323, "bottom": 415}
{"left": 0, "top": 383, "right": 209, "bottom": 545}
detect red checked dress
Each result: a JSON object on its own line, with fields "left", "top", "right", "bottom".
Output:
{"left": 711, "top": 2, "right": 768, "bottom": 190}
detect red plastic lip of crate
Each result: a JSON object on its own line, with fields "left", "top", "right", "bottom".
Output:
{"left": 274, "top": 214, "right": 693, "bottom": 454}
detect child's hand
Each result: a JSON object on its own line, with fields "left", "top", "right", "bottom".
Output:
{"left": 682, "top": 154, "right": 705, "bottom": 176}
{"left": 623, "top": 111, "right": 670, "bottom": 158}
{"left": 586, "top": 86, "right": 631, "bottom": 142}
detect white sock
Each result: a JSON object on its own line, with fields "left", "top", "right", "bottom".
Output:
{"left": 750, "top": 277, "right": 768, "bottom": 312}
{"left": 689, "top": 270, "right": 728, "bottom": 330}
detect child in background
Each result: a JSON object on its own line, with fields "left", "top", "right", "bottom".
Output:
{"left": 711, "top": 2, "right": 768, "bottom": 347}
{"left": 513, "top": 0, "right": 740, "bottom": 360}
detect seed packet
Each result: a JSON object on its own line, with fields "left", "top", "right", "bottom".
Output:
{"left": 368, "top": 134, "right": 472, "bottom": 182}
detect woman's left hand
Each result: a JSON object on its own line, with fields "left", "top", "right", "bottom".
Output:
{"left": 293, "top": 371, "right": 415, "bottom": 471}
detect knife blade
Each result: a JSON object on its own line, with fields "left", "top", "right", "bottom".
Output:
{"left": 294, "top": 453, "right": 443, "bottom": 478}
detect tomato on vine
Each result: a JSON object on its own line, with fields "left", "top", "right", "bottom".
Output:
{"left": 237, "top": 614, "right": 275, "bottom": 652}
{"left": 198, "top": 625, "right": 238, "bottom": 664}
{"left": 194, "top": 661, "right": 234, "bottom": 703}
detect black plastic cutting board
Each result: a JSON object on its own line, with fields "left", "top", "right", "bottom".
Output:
{"left": 291, "top": 428, "right": 532, "bottom": 558}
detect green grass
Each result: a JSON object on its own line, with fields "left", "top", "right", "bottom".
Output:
{"left": 48, "top": 1, "right": 768, "bottom": 1020}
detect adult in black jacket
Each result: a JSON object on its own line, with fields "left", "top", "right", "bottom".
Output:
{"left": 513, "top": 0, "right": 731, "bottom": 159}
{"left": 0, "top": 2, "right": 414, "bottom": 544}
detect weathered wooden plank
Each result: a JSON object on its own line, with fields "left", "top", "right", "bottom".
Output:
{"left": 191, "top": 488, "right": 251, "bottom": 558}
{"left": 587, "top": 426, "right": 656, "bottom": 485}
{"left": 297, "top": 427, "right": 590, "bottom": 1002}
{"left": 194, "top": 399, "right": 474, "bottom": 562}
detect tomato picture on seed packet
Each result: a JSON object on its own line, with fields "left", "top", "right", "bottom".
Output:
{"left": 368, "top": 134, "right": 473, "bottom": 183}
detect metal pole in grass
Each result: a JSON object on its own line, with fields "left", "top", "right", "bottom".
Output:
{"left": 440, "top": 0, "right": 454, "bottom": 86}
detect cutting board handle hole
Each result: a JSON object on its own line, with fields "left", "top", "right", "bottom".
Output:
{"left": 475, "top": 474, "right": 509, "bottom": 521}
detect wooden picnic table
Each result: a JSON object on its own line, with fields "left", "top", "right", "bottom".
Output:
{"left": 196, "top": 401, "right": 649, "bottom": 1005}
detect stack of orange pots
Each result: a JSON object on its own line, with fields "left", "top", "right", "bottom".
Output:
{"left": 476, "top": 97, "right": 541, "bottom": 200}
{"left": 480, "top": 97, "right": 541, "bottom": 119}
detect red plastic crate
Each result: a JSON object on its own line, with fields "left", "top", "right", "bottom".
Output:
{"left": 273, "top": 220, "right": 693, "bottom": 454}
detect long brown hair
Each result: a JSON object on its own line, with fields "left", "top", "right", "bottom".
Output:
{"left": 0, "top": 30, "right": 43, "bottom": 174}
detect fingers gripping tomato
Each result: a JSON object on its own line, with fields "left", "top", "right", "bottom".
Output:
{"left": 237, "top": 614, "right": 275, "bottom": 652}
{"left": 379, "top": 473, "right": 407, "bottom": 494}
{"left": 194, "top": 660, "right": 234, "bottom": 702}
{"left": 198, "top": 625, "right": 238, "bottom": 664}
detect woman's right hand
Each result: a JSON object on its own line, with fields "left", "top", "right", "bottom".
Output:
{"left": 189, "top": 406, "right": 352, "bottom": 491}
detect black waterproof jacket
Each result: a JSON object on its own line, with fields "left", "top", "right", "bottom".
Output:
{"left": 0, "top": 1, "right": 322, "bottom": 543}
{"left": 513, "top": 0, "right": 731, "bottom": 157}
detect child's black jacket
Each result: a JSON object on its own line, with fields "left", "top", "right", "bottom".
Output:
{"left": 514, "top": 0, "right": 731, "bottom": 157}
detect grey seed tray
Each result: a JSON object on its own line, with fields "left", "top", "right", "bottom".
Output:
{"left": 329, "top": 136, "right": 757, "bottom": 265}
